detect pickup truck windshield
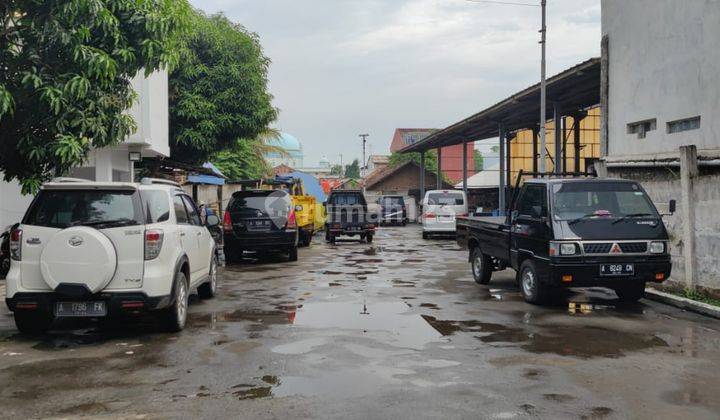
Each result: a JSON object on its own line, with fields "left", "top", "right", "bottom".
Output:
{"left": 552, "top": 182, "right": 659, "bottom": 221}
{"left": 427, "top": 192, "right": 464, "bottom": 206}
{"left": 329, "top": 194, "right": 365, "bottom": 206}
{"left": 24, "top": 190, "right": 142, "bottom": 228}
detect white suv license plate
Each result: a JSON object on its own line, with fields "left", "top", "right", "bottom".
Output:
{"left": 56, "top": 301, "right": 107, "bottom": 317}
{"left": 600, "top": 264, "right": 634, "bottom": 276}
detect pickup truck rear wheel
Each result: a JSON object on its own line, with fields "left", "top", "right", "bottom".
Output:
{"left": 615, "top": 282, "right": 645, "bottom": 302}
{"left": 366, "top": 234, "right": 374, "bottom": 243}
{"left": 519, "top": 260, "right": 551, "bottom": 305}
{"left": 471, "top": 248, "right": 492, "bottom": 285}
{"left": 288, "top": 246, "right": 298, "bottom": 262}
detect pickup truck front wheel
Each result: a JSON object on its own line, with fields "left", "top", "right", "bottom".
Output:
{"left": 614, "top": 282, "right": 645, "bottom": 303}
{"left": 519, "top": 260, "right": 551, "bottom": 305}
{"left": 471, "top": 248, "right": 492, "bottom": 284}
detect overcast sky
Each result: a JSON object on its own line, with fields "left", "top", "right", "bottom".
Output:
{"left": 188, "top": 0, "right": 600, "bottom": 167}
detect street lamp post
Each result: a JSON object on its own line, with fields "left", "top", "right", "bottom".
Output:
{"left": 539, "top": 0, "right": 547, "bottom": 173}
{"left": 359, "top": 134, "right": 369, "bottom": 177}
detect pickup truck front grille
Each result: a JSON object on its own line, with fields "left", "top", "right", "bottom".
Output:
{"left": 583, "top": 243, "right": 612, "bottom": 254}
{"left": 619, "top": 242, "right": 648, "bottom": 253}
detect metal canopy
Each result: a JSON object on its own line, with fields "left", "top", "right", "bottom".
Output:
{"left": 399, "top": 58, "right": 601, "bottom": 153}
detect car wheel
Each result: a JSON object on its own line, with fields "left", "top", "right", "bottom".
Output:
{"left": 519, "top": 260, "right": 551, "bottom": 305}
{"left": 198, "top": 255, "right": 218, "bottom": 299}
{"left": 14, "top": 310, "right": 54, "bottom": 334}
{"left": 288, "top": 246, "right": 298, "bottom": 262}
{"left": 615, "top": 282, "right": 646, "bottom": 303}
{"left": 161, "top": 271, "right": 189, "bottom": 332}
{"left": 471, "top": 247, "right": 492, "bottom": 285}
{"left": 422, "top": 232, "right": 429, "bottom": 240}
{"left": 329, "top": 234, "right": 336, "bottom": 244}
{"left": 366, "top": 234, "right": 373, "bottom": 243}
{"left": 306, "top": 232, "right": 313, "bottom": 246}
{"left": 325, "top": 231, "right": 330, "bottom": 242}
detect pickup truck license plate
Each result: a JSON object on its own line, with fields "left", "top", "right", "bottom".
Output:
{"left": 600, "top": 264, "right": 634, "bottom": 276}
{"left": 55, "top": 301, "right": 107, "bottom": 317}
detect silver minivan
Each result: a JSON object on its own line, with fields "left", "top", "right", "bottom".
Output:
{"left": 421, "top": 190, "right": 468, "bottom": 239}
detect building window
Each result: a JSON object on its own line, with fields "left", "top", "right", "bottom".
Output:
{"left": 627, "top": 119, "right": 657, "bottom": 139}
{"left": 667, "top": 116, "right": 701, "bottom": 134}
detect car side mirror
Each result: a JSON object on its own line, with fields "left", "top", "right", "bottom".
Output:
{"left": 668, "top": 199, "right": 676, "bottom": 215}
{"left": 206, "top": 214, "right": 220, "bottom": 227}
{"left": 531, "top": 205, "right": 543, "bottom": 219}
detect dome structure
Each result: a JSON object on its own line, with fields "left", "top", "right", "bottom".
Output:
{"left": 318, "top": 156, "right": 331, "bottom": 168}
{"left": 265, "top": 132, "right": 304, "bottom": 168}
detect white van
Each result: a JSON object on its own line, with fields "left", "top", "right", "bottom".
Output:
{"left": 421, "top": 190, "right": 468, "bottom": 239}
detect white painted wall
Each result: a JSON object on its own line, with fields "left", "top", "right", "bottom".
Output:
{"left": 602, "top": 0, "right": 720, "bottom": 158}
{"left": 126, "top": 69, "right": 170, "bottom": 157}
{"left": 0, "top": 179, "right": 34, "bottom": 228}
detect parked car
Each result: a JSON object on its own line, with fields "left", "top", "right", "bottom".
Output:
{"left": 421, "top": 190, "right": 468, "bottom": 239}
{"left": 4, "top": 178, "right": 219, "bottom": 334}
{"left": 223, "top": 189, "right": 299, "bottom": 262}
{"left": 324, "top": 190, "right": 375, "bottom": 243}
{"left": 456, "top": 177, "right": 673, "bottom": 304}
{"left": 377, "top": 195, "right": 408, "bottom": 226}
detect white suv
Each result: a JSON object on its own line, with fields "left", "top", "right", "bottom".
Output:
{"left": 4, "top": 178, "right": 219, "bottom": 333}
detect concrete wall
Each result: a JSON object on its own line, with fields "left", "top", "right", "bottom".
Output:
{"left": 126, "top": 70, "right": 170, "bottom": 157}
{"left": 602, "top": 0, "right": 720, "bottom": 158}
{"left": 0, "top": 179, "right": 34, "bottom": 228}
{"left": 608, "top": 165, "right": 720, "bottom": 293}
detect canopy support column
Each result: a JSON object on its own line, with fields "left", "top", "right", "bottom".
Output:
{"left": 573, "top": 112, "right": 586, "bottom": 173}
{"left": 420, "top": 151, "right": 426, "bottom": 204}
{"left": 553, "top": 103, "right": 562, "bottom": 174}
{"left": 498, "top": 124, "right": 506, "bottom": 212}
{"left": 462, "top": 141, "right": 468, "bottom": 194}
{"left": 532, "top": 127, "right": 539, "bottom": 173}
{"left": 437, "top": 147, "right": 443, "bottom": 190}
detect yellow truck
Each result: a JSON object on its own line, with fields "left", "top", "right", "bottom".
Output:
{"left": 264, "top": 176, "right": 317, "bottom": 247}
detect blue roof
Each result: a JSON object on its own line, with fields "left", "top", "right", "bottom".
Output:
{"left": 187, "top": 162, "right": 226, "bottom": 185}
{"left": 288, "top": 171, "right": 326, "bottom": 202}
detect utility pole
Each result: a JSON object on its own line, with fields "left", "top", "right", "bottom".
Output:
{"left": 359, "top": 134, "right": 369, "bottom": 177}
{"left": 539, "top": 0, "right": 547, "bottom": 173}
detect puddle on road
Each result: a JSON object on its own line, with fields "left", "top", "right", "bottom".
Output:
{"left": 421, "top": 315, "right": 668, "bottom": 358}
{"left": 288, "top": 301, "right": 442, "bottom": 350}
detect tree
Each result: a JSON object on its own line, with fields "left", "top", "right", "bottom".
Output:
{"left": 474, "top": 150, "right": 484, "bottom": 171}
{"left": 330, "top": 164, "right": 343, "bottom": 176}
{"left": 1, "top": 0, "right": 191, "bottom": 193}
{"left": 388, "top": 151, "right": 439, "bottom": 173}
{"left": 209, "top": 127, "right": 286, "bottom": 180}
{"left": 169, "top": 11, "right": 277, "bottom": 164}
{"left": 344, "top": 159, "right": 360, "bottom": 179}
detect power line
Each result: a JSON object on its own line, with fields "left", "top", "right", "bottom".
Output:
{"left": 465, "top": 0, "right": 539, "bottom": 7}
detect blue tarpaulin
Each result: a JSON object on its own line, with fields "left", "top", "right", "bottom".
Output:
{"left": 187, "top": 162, "right": 226, "bottom": 185}
{"left": 288, "top": 171, "right": 326, "bottom": 203}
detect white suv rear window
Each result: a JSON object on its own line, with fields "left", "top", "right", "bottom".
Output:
{"left": 24, "top": 190, "right": 142, "bottom": 228}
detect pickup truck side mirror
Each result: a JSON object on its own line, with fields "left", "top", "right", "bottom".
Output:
{"left": 205, "top": 214, "right": 220, "bottom": 227}
{"left": 532, "top": 205, "right": 544, "bottom": 219}
{"left": 668, "top": 199, "right": 676, "bottom": 214}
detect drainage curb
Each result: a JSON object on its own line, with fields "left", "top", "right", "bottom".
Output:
{"left": 644, "top": 288, "right": 720, "bottom": 320}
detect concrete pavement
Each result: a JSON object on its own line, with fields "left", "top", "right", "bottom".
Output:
{"left": 1, "top": 225, "right": 719, "bottom": 419}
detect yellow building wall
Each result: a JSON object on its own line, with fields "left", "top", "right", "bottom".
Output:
{"left": 509, "top": 106, "right": 600, "bottom": 184}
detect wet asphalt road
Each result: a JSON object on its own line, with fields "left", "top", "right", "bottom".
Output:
{"left": 1, "top": 225, "right": 720, "bottom": 419}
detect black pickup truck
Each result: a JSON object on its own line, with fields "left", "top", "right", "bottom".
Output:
{"left": 457, "top": 177, "right": 674, "bottom": 304}
{"left": 324, "top": 190, "right": 376, "bottom": 243}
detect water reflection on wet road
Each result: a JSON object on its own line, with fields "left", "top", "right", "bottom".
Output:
{"left": 1, "top": 225, "right": 720, "bottom": 419}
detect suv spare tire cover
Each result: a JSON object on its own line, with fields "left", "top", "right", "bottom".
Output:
{"left": 40, "top": 226, "right": 118, "bottom": 293}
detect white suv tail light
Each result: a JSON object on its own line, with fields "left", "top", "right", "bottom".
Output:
{"left": 9, "top": 227, "right": 22, "bottom": 261}
{"left": 144, "top": 230, "right": 164, "bottom": 260}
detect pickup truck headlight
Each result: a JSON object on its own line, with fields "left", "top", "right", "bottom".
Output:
{"left": 550, "top": 242, "right": 579, "bottom": 256}
{"left": 649, "top": 241, "right": 665, "bottom": 254}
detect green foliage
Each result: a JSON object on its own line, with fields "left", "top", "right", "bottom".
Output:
{"left": 474, "top": 150, "right": 484, "bottom": 171}
{"left": 344, "top": 159, "right": 360, "bottom": 179}
{"left": 330, "top": 164, "right": 343, "bottom": 176}
{"left": 676, "top": 288, "right": 720, "bottom": 308}
{"left": 169, "top": 11, "right": 277, "bottom": 164}
{"left": 1, "top": 0, "right": 191, "bottom": 193}
{"left": 388, "top": 151, "right": 439, "bottom": 173}
{"left": 211, "top": 138, "right": 270, "bottom": 181}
